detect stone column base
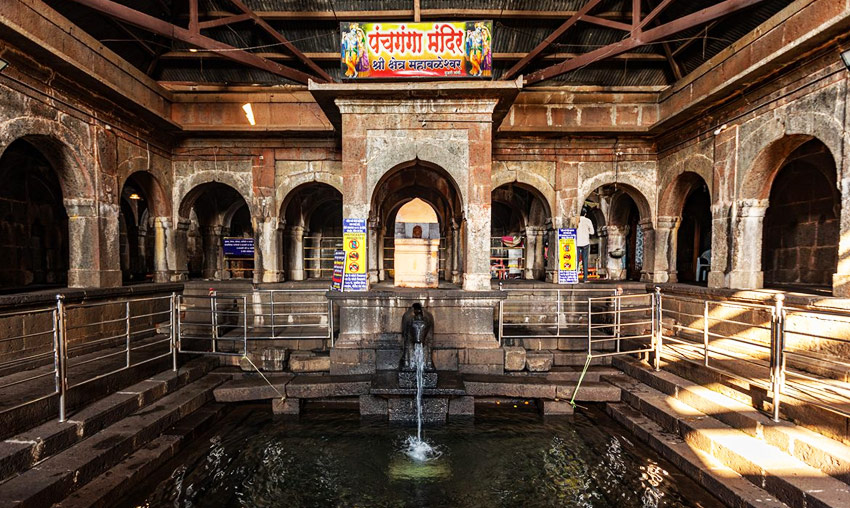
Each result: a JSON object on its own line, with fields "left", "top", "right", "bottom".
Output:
{"left": 833, "top": 274, "right": 850, "bottom": 297}
{"left": 707, "top": 271, "right": 726, "bottom": 288}
{"left": 727, "top": 270, "right": 763, "bottom": 290}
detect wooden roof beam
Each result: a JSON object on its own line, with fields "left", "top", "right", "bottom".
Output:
{"left": 503, "top": 0, "right": 605, "bottom": 80}
{"left": 194, "top": 9, "right": 635, "bottom": 22}
{"left": 524, "top": 0, "right": 767, "bottom": 85}
{"left": 225, "top": 0, "right": 334, "bottom": 82}
{"left": 68, "top": 0, "right": 324, "bottom": 84}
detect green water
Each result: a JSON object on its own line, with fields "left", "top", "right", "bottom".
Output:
{"left": 125, "top": 405, "right": 723, "bottom": 508}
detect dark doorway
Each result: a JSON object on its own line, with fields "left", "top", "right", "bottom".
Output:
{"left": 0, "top": 139, "right": 68, "bottom": 290}
{"left": 677, "top": 185, "right": 712, "bottom": 283}
{"left": 762, "top": 139, "right": 839, "bottom": 290}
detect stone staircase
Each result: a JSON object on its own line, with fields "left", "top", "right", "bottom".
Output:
{"left": 0, "top": 358, "right": 229, "bottom": 508}
{"left": 605, "top": 356, "right": 850, "bottom": 508}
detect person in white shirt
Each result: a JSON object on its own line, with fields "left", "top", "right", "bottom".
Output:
{"left": 576, "top": 208, "right": 595, "bottom": 282}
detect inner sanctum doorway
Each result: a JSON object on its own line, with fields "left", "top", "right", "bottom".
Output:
{"left": 371, "top": 161, "right": 464, "bottom": 287}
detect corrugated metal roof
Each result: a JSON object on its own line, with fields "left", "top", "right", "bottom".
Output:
{"left": 44, "top": 0, "right": 796, "bottom": 87}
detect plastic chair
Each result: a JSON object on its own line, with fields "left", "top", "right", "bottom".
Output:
{"left": 696, "top": 249, "right": 711, "bottom": 282}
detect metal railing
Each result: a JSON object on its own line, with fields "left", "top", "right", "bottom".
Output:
{"left": 177, "top": 289, "right": 334, "bottom": 354}
{"left": 586, "top": 291, "right": 658, "bottom": 363}
{"left": 0, "top": 293, "right": 178, "bottom": 423}
{"left": 660, "top": 292, "right": 850, "bottom": 421}
{"left": 497, "top": 286, "right": 621, "bottom": 345}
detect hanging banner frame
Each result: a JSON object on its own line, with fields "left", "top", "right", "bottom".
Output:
{"left": 558, "top": 228, "right": 579, "bottom": 284}
{"left": 340, "top": 21, "right": 493, "bottom": 79}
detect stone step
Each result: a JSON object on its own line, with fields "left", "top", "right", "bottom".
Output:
{"left": 614, "top": 356, "right": 850, "bottom": 485}
{"left": 285, "top": 374, "right": 372, "bottom": 399}
{"left": 606, "top": 402, "right": 790, "bottom": 508}
{"left": 52, "top": 403, "right": 226, "bottom": 508}
{"left": 213, "top": 374, "right": 293, "bottom": 402}
{"left": 463, "top": 374, "right": 621, "bottom": 402}
{"left": 0, "top": 374, "right": 230, "bottom": 508}
{"left": 0, "top": 358, "right": 215, "bottom": 484}
{"left": 552, "top": 350, "right": 612, "bottom": 367}
{"left": 612, "top": 378, "right": 850, "bottom": 508}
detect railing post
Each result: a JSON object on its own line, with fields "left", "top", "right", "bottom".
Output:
{"left": 771, "top": 293, "right": 786, "bottom": 422}
{"left": 125, "top": 300, "right": 131, "bottom": 369}
{"left": 703, "top": 300, "right": 710, "bottom": 367}
{"left": 55, "top": 294, "right": 68, "bottom": 422}
{"left": 270, "top": 290, "right": 276, "bottom": 338}
{"left": 586, "top": 296, "right": 592, "bottom": 357}
{"left": 242, "top": 296, "right": 249, "bottom": 356}
{"left": 615, "top": 287, "right": 622, "bottom": 352}
{"left": 498, "top": 299, "right": 504, "bottom": 347}
{"left": 171, "top": 292, "right": 178, "bottom": 371}
{"left": 654, "top": 287, "right": 662, "bottom": 371}
{"left": 210, "top": 289, "right": 218, "bottom": 353}
{"left": 556, "top": 289, "right": 562, "bottom": 338}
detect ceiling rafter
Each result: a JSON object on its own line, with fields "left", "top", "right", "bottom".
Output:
{"left": 193, "top": 9, "right": 635, "bottom": 22}
{"left": 503, "top": 0, "right": 605, "bottom": 80}
{"left": 522, "top": 0, "right": 767, "bottom": 85}
{"left": 225, "top": 0, "right": 333, "bottom": 83}
{"left": 68, "top": 0, "right": 329, "bottom": 85}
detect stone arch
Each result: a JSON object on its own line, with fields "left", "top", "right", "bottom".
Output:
{"left": 366, "top": 145, "right": 467, "bottom": 216}
{"left": 490, "top": 169, "right": 556, "bottom": 221}
{"left": 279, "top": 182, "right": 343, "bottom": 280}
{"left": 120, "top": 170, "right": 171, "bottom": 217}
{"left": 371, "top": 160, "right": 464, "bottom": 284}
{"left": 658, "top": 170, "right": 713, "bottom": 218}
{"left": 0, "top": 118, "right": 95, "bottom": 201}
{"left": 579, "top": 174, "right": 656, "bottom": 221}
{"left": 275, "top": 170, "right": 343, "bottom": 217}
{"left": 740, "top": 134, "right": 816, "bottom": 201}
{"left": 175, "top": 171, "right": 255, "bottom": 222}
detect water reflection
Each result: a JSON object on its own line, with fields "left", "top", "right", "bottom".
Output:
{"left": 127, "top": 406, "right": 722, "bottom": 508}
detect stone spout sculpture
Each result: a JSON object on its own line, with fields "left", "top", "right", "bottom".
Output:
{"left": 399, "top": 303, "right": 437, "bottom": 388}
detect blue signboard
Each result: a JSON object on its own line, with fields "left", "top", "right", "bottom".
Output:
{"left": 557, "top": 228, "right": 579, "bottom": 284}
{"left": 223, "top": 238, "right": 254, "bottom": 257}
{"left": 342, "top": 218, "right": 368, "bottom": 291}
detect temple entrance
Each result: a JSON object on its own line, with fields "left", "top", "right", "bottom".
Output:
{"left": 281, "top": 183, "right": 343, "bottom": 280}
{"left": 587, "top": 184, "right": 652, "bottom": 282}
{"left": 179, "top": 182, "right": 254, "bottom": 280}
{"left": 675, "top": 178, "right": 712, "bottom": 283}
{"left": 372, "top": 162, "right": 463, "bottom": 285}
{"left": 0, "top": 139, "right": 68, "bottom": 290}
{"left": 490, "top": 183, "right": 550, "bottom": 281}
{"left": 119, "top": 171, "right": 168, "bottom": 284}
{"left": 393, "top": 198, "right": 440, "bottom": 288}
{"left": 762, "top": 139, "right": 839, "bottom": 291}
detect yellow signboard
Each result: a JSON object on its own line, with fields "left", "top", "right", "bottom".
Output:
{"left": 558, "top": 228, "right": 579, "bottom": 284}
{"left": 342, "top": 218, "right": 367, "bottom": 291}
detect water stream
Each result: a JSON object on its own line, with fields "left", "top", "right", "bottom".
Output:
{"left": 403, "top": 343, "right": 439, "bottom": 462}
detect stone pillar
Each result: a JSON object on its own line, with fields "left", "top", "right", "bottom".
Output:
{"left": 534, "top": 227, "right": 545, "bottom": 280}
{"left": 451, "top": 221, "right": 461, "bottom": 285}
{"left": 523, "top": 226, "right": 541, "bottom": 280}
{"left": 708, "top": 204, "right": 732, "bottom": 288}
{"left": 604, "top": 225, "right": 627, "bottom": 280}
{"left": 201, "top": 225, "right": 224, "bottom": 280}
{"left": 378, "top": 228, "right": 386, "bottom": 281}
{"left": 463, "top": 214, "right": 491, "bottom": 291}
{"left": 652, "top": 216, "right": 680, "bottom": 284}
{"left": 638, "top": 219, "right": 655, "bottom": 282}
{"left": 728, "top": 199, "right": 768, "bottom": 289}
{"left": 368, "top": 218, "right": 379, "bottom": 284}
{"left": 65, "top": 198, "right": 120, "bottom": 288}
{"left": 255, "top": 216, "right": 282, "bottom": 283}
{"left": 171, "top": 220, "right": 190, "bottom": 281}
{"left": 285, "top": 225, "right": 305, "bottom": 281}
{"left": 833, "top": 176, "right": 850, "bottom": 297}
{"left": 546, "top": 218, "right": 564, "bottom": 283}
{"left": 137, "top": 222, "right": 148, "bottom": 277}
{"left": 152, "top": 217, "right": 172, "bottom": 283}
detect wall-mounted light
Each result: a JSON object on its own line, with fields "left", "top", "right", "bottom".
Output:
{"left": 0, "top": 58, "right": 7, "bottom": 72}
{"left": 841, "top": 49, "right": 850, "bottom": 70}
{"left": 242, "top": 103, "right": 256, "bottom": 126}
{"left": 188, "top": 48, "right": 198, "bottom": 53}
{"left": 128, "top": 193, "right": 142, "bottom": 200}
{"left": 713, "top": 124, "right": 728, "bottom": 136}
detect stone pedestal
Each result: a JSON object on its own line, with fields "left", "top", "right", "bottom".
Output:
{"left": 394, "top": 238, "right": 440, "bottom": 288}
{"left": 398, "top": 371, "right": 438, "bottom": 388}
{"left": 326, "top": 289, "right": 505, "bottom": 375}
